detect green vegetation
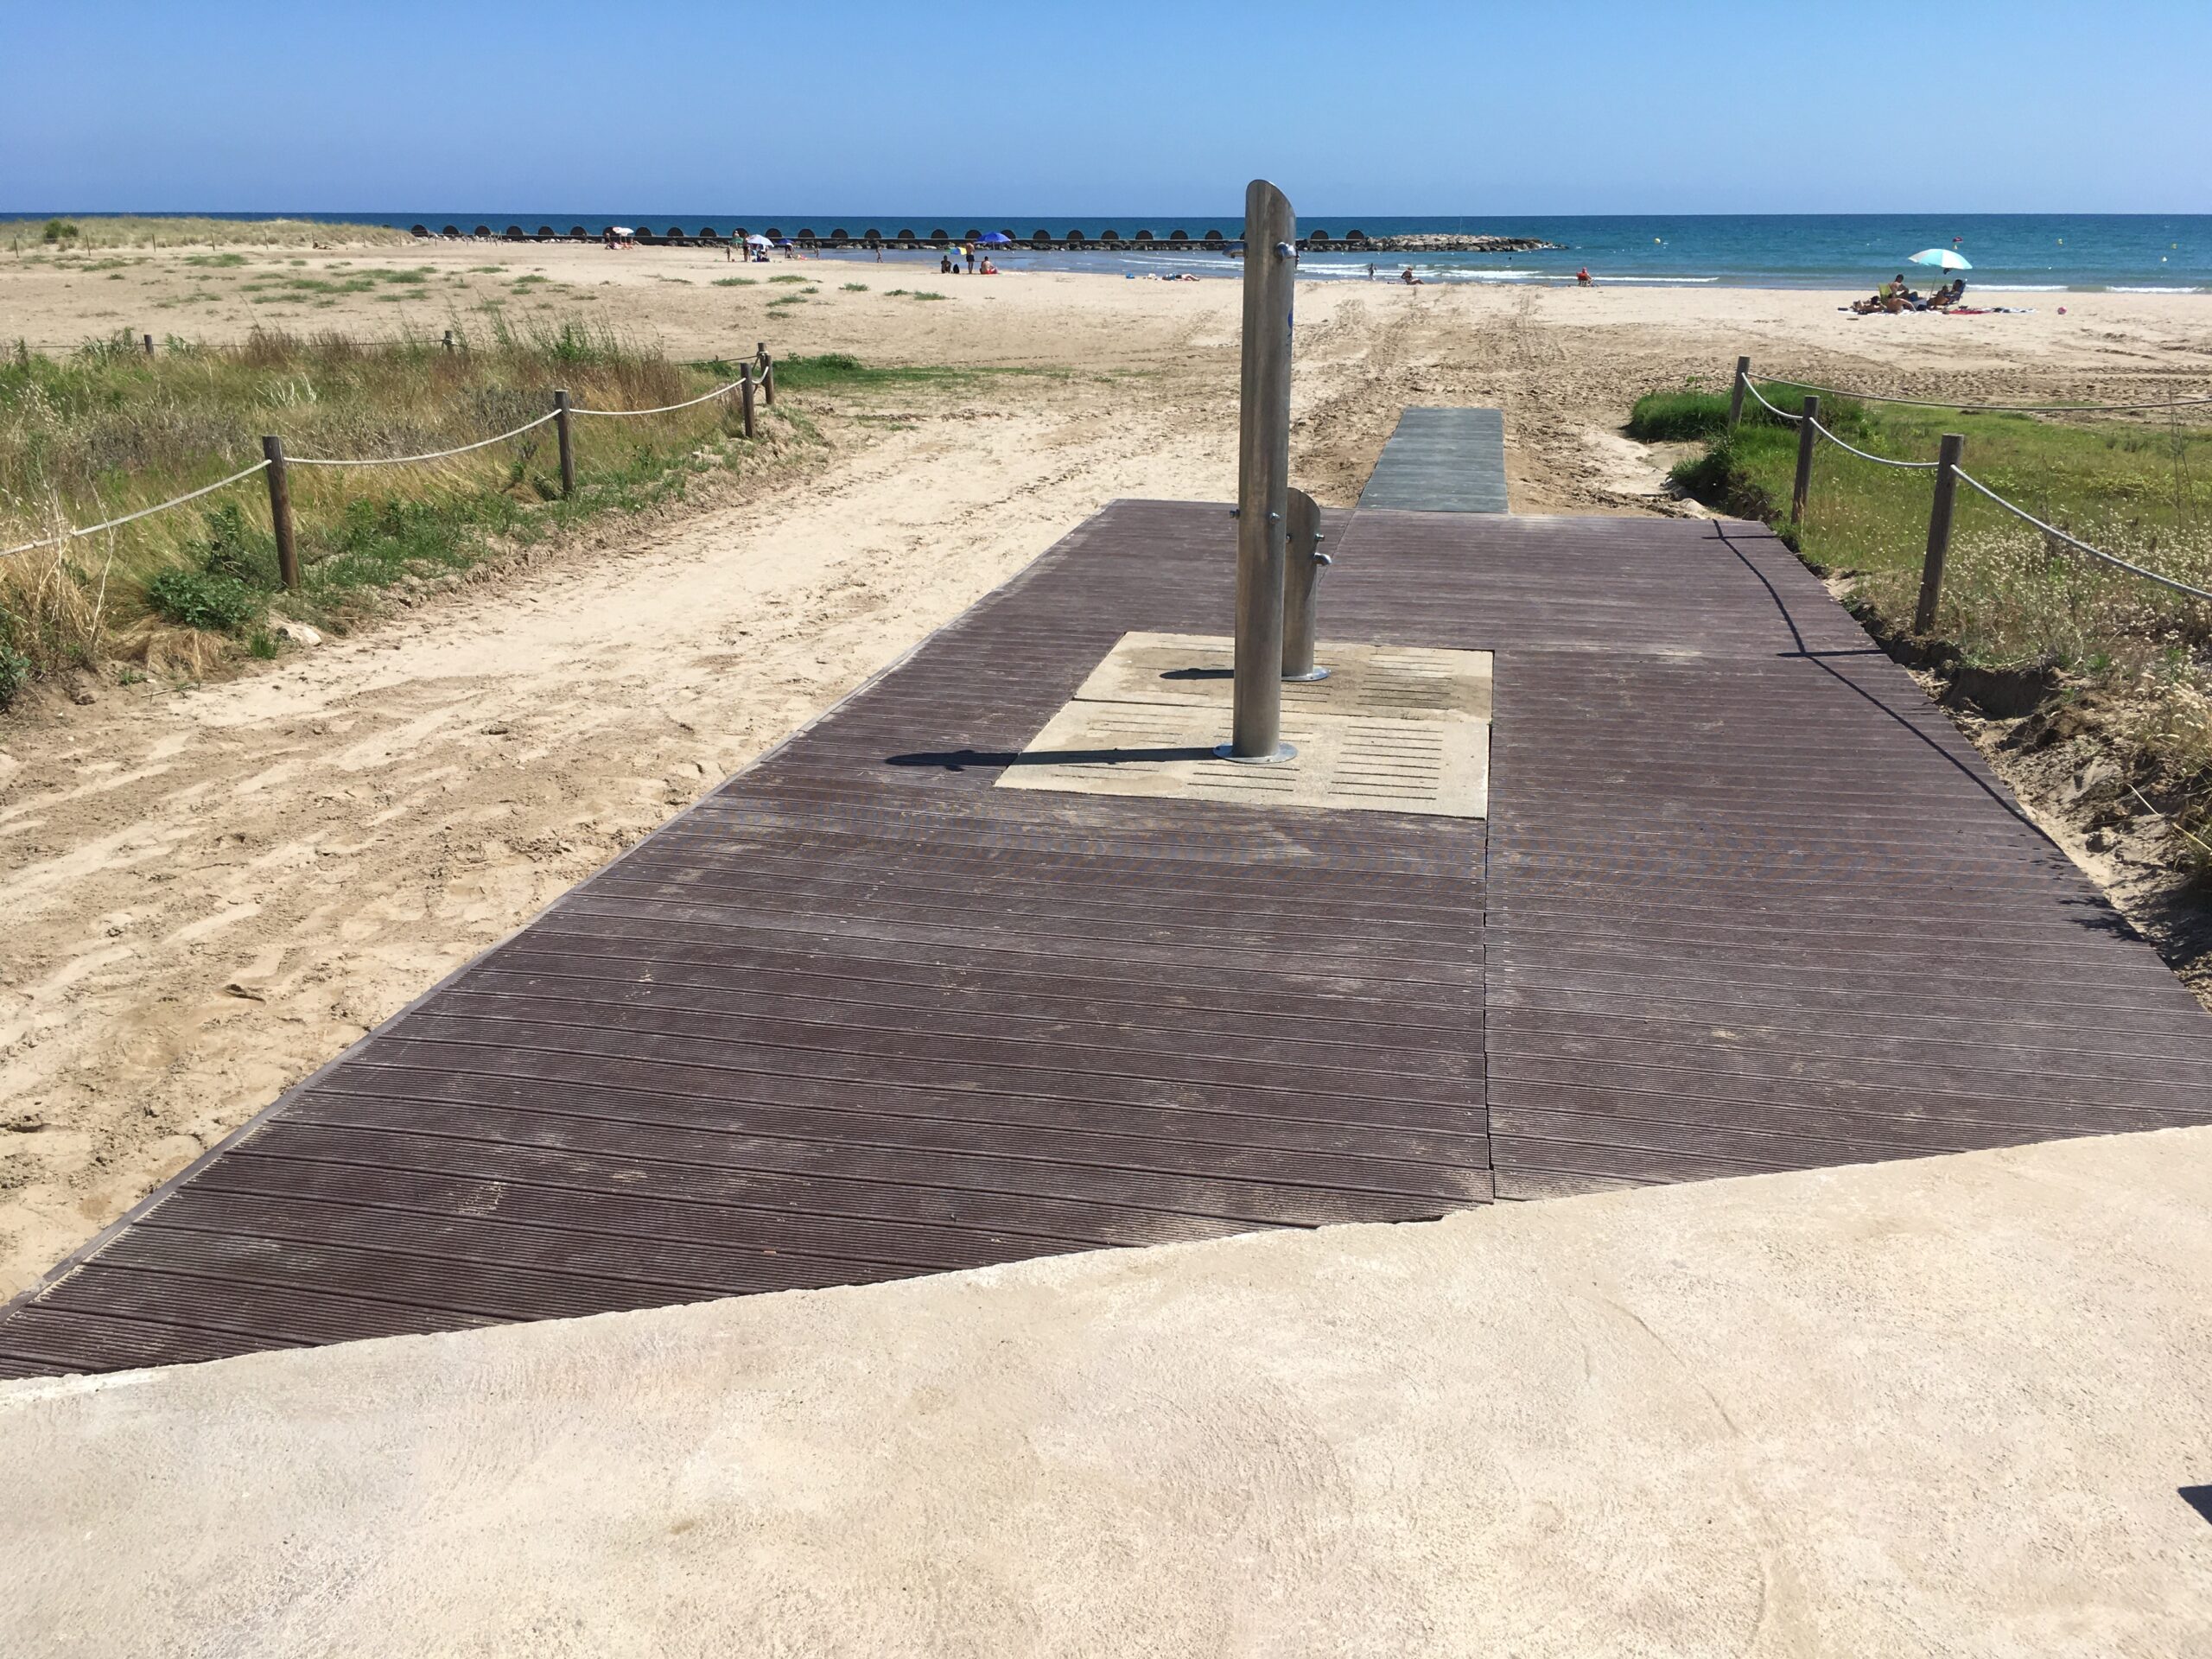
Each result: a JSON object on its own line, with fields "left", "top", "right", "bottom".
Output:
{"left": 1624, "top": 386, "right": 1736, "bottom": 443}
{"left": 755, "top": 353, "right": 969, "bottom": 393}
{"left": 2, "top": 216, "right": 408, "bottom": 250}
{"left": 841, "top": 283, "right": 868, "bottom": 292}
{"left": 1649, "top": 378, "right": 2212, "bottom": 855}
{"left": 713, "top": 277, "right": 757, "bottom": 288}
{"left": 184, "top": 252, "right": 249, "bottom": 268}
{"left": 767, "top": 274, "right": 807, "bottom": 284}
{"left": 0, "top": 637, "right": 29, "bottom": 709}
{"left": 1, "top": 321, "right": 795, "bottom": 690}
{"left": 146, "top": 564, "right": 265, "bottom": 632}
{"left": 911, "top": 291, "right": 950, "bottom": 302}
{"left": 240, "top": 265, "right": 436, "bottom": 298}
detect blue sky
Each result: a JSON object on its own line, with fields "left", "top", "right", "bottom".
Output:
{"left": 7, "top": 1, "right": 2207, "bottom": 215}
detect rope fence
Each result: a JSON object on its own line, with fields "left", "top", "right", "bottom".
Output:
{"left": 0, "top": 458, "right": 275, "bottom": 560}
{"left": 1, "top": 346, "right": 777, "bottom": 584}
{"left": 1750, "top": 373, "right": 2212, "bottom": 416}
{"left": 1728, "top": 354, "right": 2211, "bottom": 628}
{"left": 1811, "top": 421, "right": 1940, "bottom": 470}
{"left": 286, "top": 410, "right": 561, "bottom": 467}
{"left": 567, "top": 376, "right": 753, "bottom": 420}
{"left": 1953, "top": 468, "right": 2212, "bottom": 604}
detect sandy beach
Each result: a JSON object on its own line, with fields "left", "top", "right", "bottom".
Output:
{"left": 3, "top": 238, "right": 2210, "bottom": 1298}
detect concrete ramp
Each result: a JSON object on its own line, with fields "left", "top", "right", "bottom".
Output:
{"left": 3, "top": 1127, "right": 2209, "bottom": 1656}
{"left": 1357, "top": 406, "right": 1508, "bottom": 512}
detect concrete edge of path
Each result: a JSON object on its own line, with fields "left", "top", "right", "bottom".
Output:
{"left": 6, "top": 1127, "right": 2212, "bottom": 1657}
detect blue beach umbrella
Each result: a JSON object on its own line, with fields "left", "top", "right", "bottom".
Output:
{"left": 1909, "top": 248, "right": 1973, "bottom": 271}
{"left": 976, "top": 232, "right": 1012, "bottom": 245}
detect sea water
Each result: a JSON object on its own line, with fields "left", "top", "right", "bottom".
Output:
{"left": 45, "top": 212, "right": 2211, "bottom": 292}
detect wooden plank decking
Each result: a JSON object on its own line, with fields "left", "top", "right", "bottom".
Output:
{"left": 4, "top": 500, "right": 2209, "bottom": 1377}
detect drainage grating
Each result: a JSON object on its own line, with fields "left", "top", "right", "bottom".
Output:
{"left": 1358, "top": 407, "right": 1510, "bottom": 513}
{"left": 1071, "top": 632, "right": 1492, "bottom": 721}
{"left": 996, "top": 632, "right": 1491, "bottom": 817}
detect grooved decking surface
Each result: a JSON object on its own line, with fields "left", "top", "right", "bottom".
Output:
{"left": 1357, "top": 407, "right": 1509, "bottom": 512}
{"left": 4, "top": 501, "right": 2209, "bottom": 1377}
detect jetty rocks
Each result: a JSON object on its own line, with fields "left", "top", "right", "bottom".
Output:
{"left": 405, "top": 224, "right": 1562, "bottom": 257}
{"left": 1370, "top": 234, "right": 1560, "bottom": 254}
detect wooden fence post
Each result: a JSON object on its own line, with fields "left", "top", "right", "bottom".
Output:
{"left": 760, "top": 352, "right": 776, "bottom": 406}
{"left": 261, "top": 435, "right": 299, "bottom": 592}
{"left": 1726, "top": 355, "right": 1750, "bottom": 430}
{"left": 442, "top": 330, "right": 455, "bottom": 354}
{"left": 554, "top": 389, "right": 575, "bottom": 496}
{"left": 1789, "top": 395, "right": 1820, "bottom": 524}
{"left": 143, "top": 333, "right": 155, "bottom": 359}
{"left": 1913, "top": 433, "right": 1966, "bottom": 634}
{"left": 739, "top": 363, "right": 757, "bottom": 439}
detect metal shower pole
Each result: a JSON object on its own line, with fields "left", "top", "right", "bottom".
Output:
{"left": 1221, "top": 177, "right": 1298, "bottom": 763}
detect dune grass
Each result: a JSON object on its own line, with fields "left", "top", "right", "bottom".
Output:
{"left": 1649, "top": 379, "right": 2212, "bottom": 849}
{"left": 745, "top": 353, "right": 969, "bottom": 394}
{"left": 0, "top": 321, "right": 780, "bottom": 694}
{"left": 3, "top": 216, "right": 409, "bottom": 251}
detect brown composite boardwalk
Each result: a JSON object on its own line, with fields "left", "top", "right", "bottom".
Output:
{"left": 5, "top": 501, "right": 2210, "bottom": 1377}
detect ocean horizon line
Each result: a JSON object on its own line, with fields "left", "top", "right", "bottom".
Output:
{"left": 10, "top": 210, "right": 2209, "bottom": 294}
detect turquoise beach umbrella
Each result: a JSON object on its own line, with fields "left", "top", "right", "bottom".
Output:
{"left": 1909, "top": 248, "right": 1973, "bottom": 271}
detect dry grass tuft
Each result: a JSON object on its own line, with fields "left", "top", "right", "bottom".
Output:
{"left": 0, "top": 320, "right": 784, "bottom": 697}
{"left": 2, "top": 216, "right": 409, "bottom": 251}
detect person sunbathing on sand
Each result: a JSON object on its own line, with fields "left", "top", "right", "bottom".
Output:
{"left": 1401, "top": 267, "right": 1424, "bottom": 285}
{"left": 1851, "top": 276, "right": 1922, "bottom": 315}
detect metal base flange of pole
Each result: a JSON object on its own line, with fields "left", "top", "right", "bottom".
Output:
{"left": 1281, "top": 486, "right": 1331, "bottom": 681}
{"left": 1218, "top": 178, "right": 1298, "bottom": 765}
